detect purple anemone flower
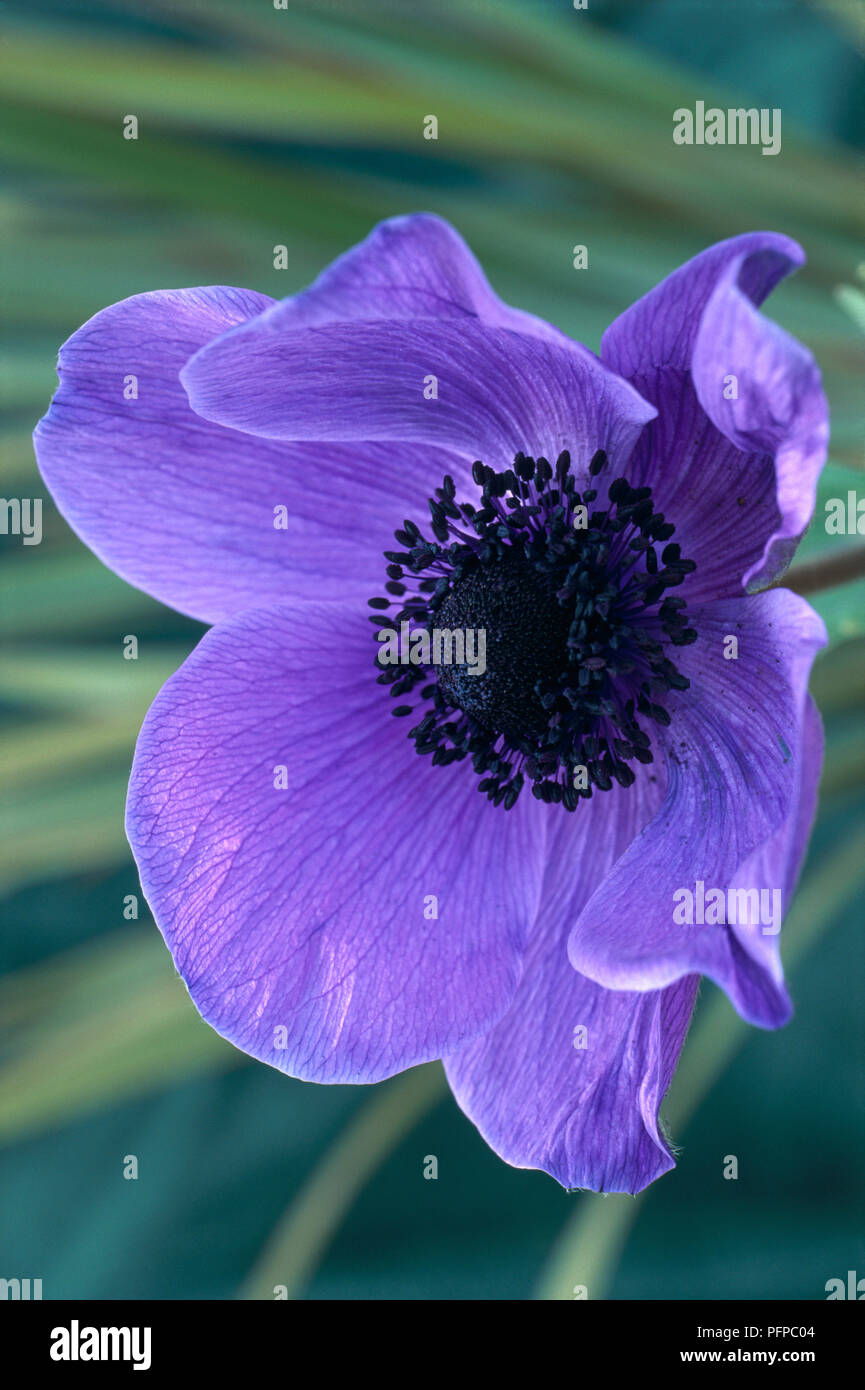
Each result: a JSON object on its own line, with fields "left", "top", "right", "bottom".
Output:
{"left": 34, "top": 215, "right": 828, "bottom": 1194}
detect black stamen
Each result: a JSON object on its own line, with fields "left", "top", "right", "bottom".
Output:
{"left": 369, "top": 449, "right": 697, "bottom": 811}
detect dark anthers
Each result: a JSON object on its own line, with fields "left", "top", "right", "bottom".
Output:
{"left": 368, "top": 449, "right": 698, "bottom": 811}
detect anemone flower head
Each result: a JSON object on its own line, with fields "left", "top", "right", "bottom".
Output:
{"left": 34, "top": 215, "right": 828, "bottom": 1194}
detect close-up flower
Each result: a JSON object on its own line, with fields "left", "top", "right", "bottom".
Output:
{"left": 34, "top": 213, "right": 829, "bottom": 1196}
{"left": 7, "top": 0, "right": 865, "bottom": 1324}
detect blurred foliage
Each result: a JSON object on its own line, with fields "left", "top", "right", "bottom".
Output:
{"left": 0, "top": 0, "right": 863, "bottom": 1299}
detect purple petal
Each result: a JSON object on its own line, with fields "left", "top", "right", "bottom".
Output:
{"left": 692, "top": 261, "right": 828, "bottom": 589}
{"left": 604, "top": 376, "right": 785, "bottom": 606}
{"left": 182, "top": 317, "right": 656, "bottom": 477}
{"left": 253, "top": 211, "right": 572, "bottom": 342}
{"left": 603, "top": 232, "right": 801, "bottom": 378}
{"left": 601, "top": 233, "right": 828, "bottom": 594}
{"left": 126, "top": 601, "right": 549, "bottom": 1083}
{"left": 447, "top": 973, "right": 698, "bottom": 1195}
{"left": 34, "top": 287, "right": 466, "bottom": 622}
{"left": 445, "top": 768, "right": 699, "bottom": 1193}
{"left": 725, "top": 695, "right": 823, "bottom": 1023}
{"left": 566, "top": 589, "right": 826, "bottom": 1027}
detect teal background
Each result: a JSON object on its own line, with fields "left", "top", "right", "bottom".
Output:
{"left": 1, "top": 0, "right": 863, "bottom": 1299}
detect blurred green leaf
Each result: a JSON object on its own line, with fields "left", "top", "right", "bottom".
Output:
{"left": 810, "top": 635, "right": 865, "bottom": 713}
{"left": 0, "top": 930, "right": 242, "bottom": 1145}
{"left": 241, "top": 1062, "right": 447, "bottom": 1300}
{"left": 0, "top": 770, "right": 131, "bottom": 894}
{"left": 835, "top": 283, "right": 865, "bottom": 334}
{"left": 0, "top": 554, "right": 155, "bottom": 638}
{"left": 0, "top": 645, "right": 179, "bottom": 712}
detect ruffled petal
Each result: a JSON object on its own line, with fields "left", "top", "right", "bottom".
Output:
{"left": 601, "top": 233, "right": 828, "bottom": 595}
{"left": 127, "top": 601, "right": 548, "bottom": 1083}
{"left": 446, "top": 762, "right": 700, "bottom": 1194}
{"left": 603, "top": 232, "right": 802, "bottom": 379}
{"left": 692, "top": 257, "right": 828, "bottom": 589}
{"left": 251, "top": 211, "right": 572, "bottom": 342}
{"left": 34, "top": 287, "right": 466, "bottom": 622}
{"left": 446, "top": 968, "right": 698, "bottom": 1195}
{"left": 566, "top": 588, "right": 826, "bottom": 1027}
{"left": 182, "top": 317, "right": 656, "bottom": 478}
{"left": 725, "top": 695, "right": 823, "bottom": 1023}
{"left": 601, "top": 374, "right": 784, "bottom": 606}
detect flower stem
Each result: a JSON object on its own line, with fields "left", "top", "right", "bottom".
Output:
{"left": 775, "top": 544, "right": 865, "bottom": 596}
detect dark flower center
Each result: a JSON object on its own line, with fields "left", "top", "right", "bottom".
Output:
{"left": 434, "top": 547, "right": 573, "bottom": 742}
{"left": 369, "top": 449, "right": 698, "bottom": 812}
